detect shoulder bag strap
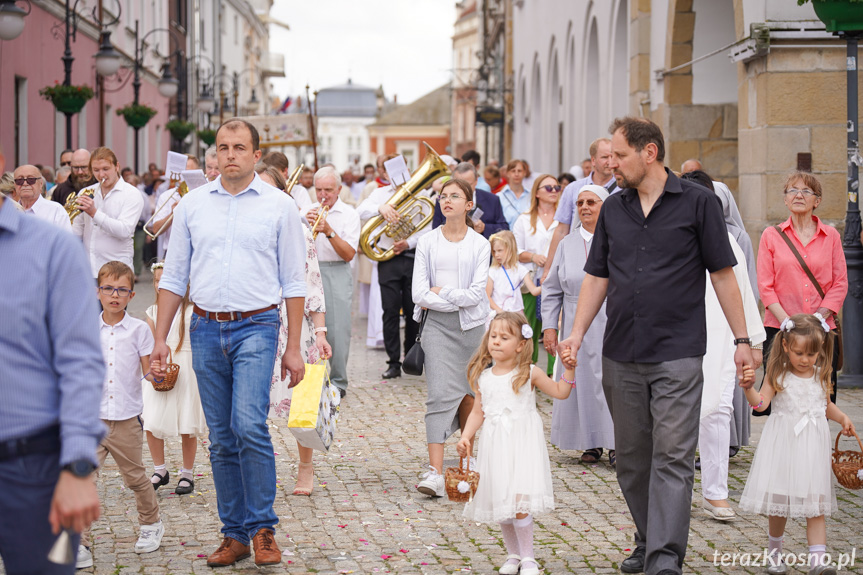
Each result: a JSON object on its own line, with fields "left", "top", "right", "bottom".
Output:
{"left": 416, "top": 309, "right": 429, "bottom": 340}
{"left": 773, "top": 225, "right": 825, "bottom": 299}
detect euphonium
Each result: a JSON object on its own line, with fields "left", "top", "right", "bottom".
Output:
{"left": 144, "top": 181, "right": 190, "bottom": 240}
{"left": 311, "top": 205, "right": 329, "bottom": 239}
{"left": 64, "top": 183, "right": 99, "bottom": 223}
{"left": 359, "top": 142, "right": 450, "bottom": 262}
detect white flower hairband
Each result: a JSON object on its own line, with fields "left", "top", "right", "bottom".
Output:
{"left": 781, "top": 314, "right": 830, "bottom": 333}
{"left": 150, "top": 261, "right": 165, "bottom": 272}
{"left": 521, "top": 324, "right": 533, "bottom": 339}
{"left": 813, "top": 313, "right": 831, "bottom": 333}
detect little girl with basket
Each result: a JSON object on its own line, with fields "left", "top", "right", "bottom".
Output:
{"left": 144, "top": 262, "right": 207, "bottom": 495}
{"left": 740, "top": 313, "right": 857, "bottom": 575}
{"left": 456, "top": 312, "right": 576, "bottom": 575}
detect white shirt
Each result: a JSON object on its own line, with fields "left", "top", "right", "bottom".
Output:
{"left": 435, "top": 235, "right": 461, "bottom": 287}
{"left": 300, "top": 199, "right": 361, "bottom": 262}
{"left": 72, "top": 178, "right": 145, "bottom": 277}
{"left": 412, "top": 227, "right": 491, "bottom": 331}
{"left": 98, "top": 311, "right": 154, "bottom": 421}
{"left": 24, "top": 195, "right": 71, "bottom": 231}
{"left": 290, "top": 183, "right": 313, "bottom": 213}
{"left": 512, "top": 212, "right": 558, "bottom": 278}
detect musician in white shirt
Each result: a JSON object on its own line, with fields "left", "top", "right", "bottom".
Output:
{"left": 302, "top": 167, "right": 360, "bottom": 397}
{"left": 72, "top": 147, "right": 145, "bottom": 277}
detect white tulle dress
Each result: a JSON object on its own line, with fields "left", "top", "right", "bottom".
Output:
{"left": 739, "top": 370, "right": 837, "bottom": 518}
{"left": 463, "top": 365, "right": 555, "bottom": 523}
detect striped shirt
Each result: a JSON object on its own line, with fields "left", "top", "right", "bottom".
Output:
{"left": 0, "top": 198, "right": 105, "bottom": 465}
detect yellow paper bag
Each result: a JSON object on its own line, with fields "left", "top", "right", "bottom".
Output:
{"left": 287, "top": 362, "right": 340, "bottom": 451}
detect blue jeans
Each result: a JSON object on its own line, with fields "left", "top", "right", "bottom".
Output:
{"left": 0, "top": 452, "right": 79, "bottom": 575}
{"left": 190, "top": 309, "right": 280, "bottom": 544}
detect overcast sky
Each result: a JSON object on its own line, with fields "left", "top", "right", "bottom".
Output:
{"left": 268, "top": 0, "right": 457, "bottom": 105}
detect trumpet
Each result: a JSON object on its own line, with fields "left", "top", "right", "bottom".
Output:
{"left": 64, "top": 179, "right": 102, "bottom": 223}
{"left": 144, "top": 181, "right": 190, "bottom": 240}
{"left": 311, "top": 205, "right": 329, "bottom": 239}
{"left": 285, "top": 163, "right": 304, "bottom": 198}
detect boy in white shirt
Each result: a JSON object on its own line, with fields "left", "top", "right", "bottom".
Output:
{"left": 78, "top": 261, "right": 163, "bottom": 569}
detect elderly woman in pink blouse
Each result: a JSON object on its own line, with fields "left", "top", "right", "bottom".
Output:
{"left": 757, "top": 171, "right": 847, "bottom": 404}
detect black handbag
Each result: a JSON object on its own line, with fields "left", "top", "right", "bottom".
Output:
{"left": 402, "top": 310, "right": 428, "bottom": 376}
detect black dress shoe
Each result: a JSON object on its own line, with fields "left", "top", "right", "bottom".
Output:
{"left": 620, "top": 546, "right": 645, "bottom": 573}
{"left": 655, "top": 570, "right": 679, "bottom": 575}
{"left": 381, "top": 365, "right": 401, "bottom": 379}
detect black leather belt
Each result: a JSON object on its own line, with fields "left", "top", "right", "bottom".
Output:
{"left": 0, "top": 425, "right": 61, "bottom": 462}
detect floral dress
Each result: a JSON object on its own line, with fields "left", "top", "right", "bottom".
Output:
{"left": 269, "top": 224, "right": 326, "bottom": 417}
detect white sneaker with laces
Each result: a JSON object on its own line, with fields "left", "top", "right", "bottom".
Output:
{"left": 76, "top": 545, "right": 93, "bottom": 569}
{"left": 134, "top": 521, "right": 164, "bottom": 553}
{"left": 416, "top": 466, "right": 445, "bottom": 497}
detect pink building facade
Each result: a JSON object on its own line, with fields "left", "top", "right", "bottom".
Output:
{"left": 0, "top": 6, "right": 172, "bottom": 173}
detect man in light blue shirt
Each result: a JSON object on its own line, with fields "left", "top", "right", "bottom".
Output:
{"left": 541, "top": 137, "right": 619, "bottom": 282}
{"left": 0, "top": 193, "right": 105, "bottom": 574}
{"left": 152, "top": 119, "right": 306, "bottom": 568}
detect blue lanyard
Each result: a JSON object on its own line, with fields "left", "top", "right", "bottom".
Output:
{"left": 502, "top": 267, "right": 522, "bottom": 293}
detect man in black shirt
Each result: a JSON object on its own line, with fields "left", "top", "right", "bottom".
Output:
{"left": 559, "top": 117, "right": 755, "bottom": 575}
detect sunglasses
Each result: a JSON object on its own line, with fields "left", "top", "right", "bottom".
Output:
{"left": 60, "top": 161, "right": 71, "bottom": 167}
{"left": 538, "top": 185, "right": 562, "bottom": 193}
{"left": 576, "top": 198, "right": 601, "bottom": 207}
{"left": 14, "top": 177, "right": 39, "bottom": 186}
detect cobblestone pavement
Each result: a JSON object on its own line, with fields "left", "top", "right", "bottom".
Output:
{"left": 4, "top": 271, "right": 862, "bottom": 574}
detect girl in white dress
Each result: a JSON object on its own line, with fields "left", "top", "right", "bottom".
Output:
{"left": 740, "top": 314, "right": 856, "bottom": 575}
{"left": 457, "top": 312, "right": 576, "bottom": 575}
{"left": 487, "top": 231, "right": 540, "bottom": 316}
{"left": 144, "top": 262, "right": 207, "bottom": 495}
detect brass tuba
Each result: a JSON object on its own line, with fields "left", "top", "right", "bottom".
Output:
{"left": 359, "top": 142, "right": 450, "bottom": 262}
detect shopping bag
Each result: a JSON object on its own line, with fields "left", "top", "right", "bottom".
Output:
{"left": 287, "top": 362, "right": 340, "bottom": 451}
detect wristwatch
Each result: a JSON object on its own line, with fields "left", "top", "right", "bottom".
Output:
{"left": 326, "top": 231, "right": 336, "bottom": 239}
{"left": 62, "top": 459, "right": 96, "bottom": 477}
{"left": 733, "top": 337, "right": 752, "bottom": 346}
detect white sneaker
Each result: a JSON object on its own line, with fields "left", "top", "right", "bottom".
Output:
{"left": 499, "top": 554, "right": 521, "bottom": 574}
{"left": 416, "top": 466, "right": 445, "bottom": 497}
{"left": 134, "top": 521, "right": 164, "bottom": 553}
{"left": 76, "top": 545, "right": 93, "bottom": 569}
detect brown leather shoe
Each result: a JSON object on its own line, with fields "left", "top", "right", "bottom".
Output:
{"left": 206, "top": 537, "right": 251, "bottom": 567}
{"left": 252, "top": 528, "right": 281, "bottom": 566}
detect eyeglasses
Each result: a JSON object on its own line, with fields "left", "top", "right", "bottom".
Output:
{"left": 98, "top": 286, "right": 132, "bottom": 297}
{"left": 71, "top": 166, "right": 90, "bottom": 173}
{"left": 784, "top": 188, "right": 818, "bottom": 198}
{"left": 60, "top": 161, "right": 71, "bottom": 167}
{"left": 439, "top": 194, "right": 467, "bottom": 202}
{"left": 576, "top": 198, "right": 602, "bottom": 207}
{"left": 538, "top": 185, "right": 562, "bottom": 193}
{"left": 13, "top": 177, "right": 39, "bottom": 186}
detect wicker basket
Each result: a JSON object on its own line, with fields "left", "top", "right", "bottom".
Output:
{"left": 152, "top": 349, "right": 179, "bottom": 392}
{"left": 831, "top": 430, "right": 863, "bottom": 490}
{"left": 445, "top": 457, "right": 480, "bottom": 503}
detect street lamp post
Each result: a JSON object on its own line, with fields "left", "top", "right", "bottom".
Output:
{"left": 840, "top": 31, "right": 863, "bottom": 388}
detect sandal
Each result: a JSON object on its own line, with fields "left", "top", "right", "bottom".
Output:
{"left": 293, "top": 462, "right": 314, "bottom": 496}
{"left": 175, "top": 477, "right": 195, "bottom": 495}
{"left": 580, "top": 448, "right": 603, "bottom": 463}
{"left": 609, "top": 450, "right": 616, "bottom": 468}
{"left": 151, "top": 470, "right": 169, "bottom": 490}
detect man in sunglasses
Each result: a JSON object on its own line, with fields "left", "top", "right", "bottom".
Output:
{"left": 58, "top": 149, "right": 73, "bottom": 169}
{"left": 13, "top": 165, "right": 70, "bottom": 230}
{"left": 52, "top": 149, "right": 97, "bottom": 206}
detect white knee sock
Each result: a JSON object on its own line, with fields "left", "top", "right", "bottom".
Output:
{"left": 809, "top": 544, "right": 826, "bottom": 569}
{"left": 499, "top": 520, "right": 520, "bottom": 566}
{"left": 767, "top": 534, "right": 783, "bottom": 566}
{"left": 514, "top": 515, "right": 535, "bottom": 567}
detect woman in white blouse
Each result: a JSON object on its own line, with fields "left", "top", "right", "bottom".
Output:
{"left": 412, "top": 179, "right": 491, "bottom": 498}
{"left": 512, "top": 174, "right": 560, "bottom": 375}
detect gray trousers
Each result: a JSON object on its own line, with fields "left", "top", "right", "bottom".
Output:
{"left": 320, "top": 261, "right": 353, "bottom": 391}
{"left": 601, "top": 356, "right": 703, "bottom": 575}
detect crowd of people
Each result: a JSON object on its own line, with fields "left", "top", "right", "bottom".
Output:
{"left": 0, "top": 114, "right": 858, "bottom": 575}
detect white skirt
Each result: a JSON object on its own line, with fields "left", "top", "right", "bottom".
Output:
{"left": 462, "top": 411, "right": 555, "bottom": 523}
{"left": 141, "top": 348, "right": 207, "bottom": 439}
{"left": 739, "top": 413, "right": 837, "bottom": 518}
